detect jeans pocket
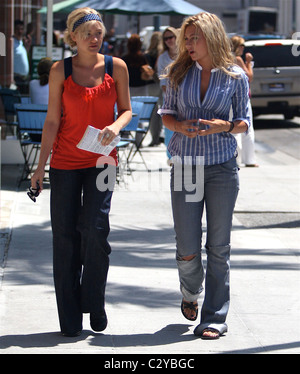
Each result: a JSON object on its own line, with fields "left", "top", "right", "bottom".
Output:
{"left": 219, "top": 157, "right": 238, "bottom": 173}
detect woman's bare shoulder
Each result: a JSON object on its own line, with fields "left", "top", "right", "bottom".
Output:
{"left": 50, "top": 59, "right": 66, "bottom": 81}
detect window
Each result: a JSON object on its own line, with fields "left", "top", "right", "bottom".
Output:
{"left": 244, "top": 45, "right": 300, "bottom": 68}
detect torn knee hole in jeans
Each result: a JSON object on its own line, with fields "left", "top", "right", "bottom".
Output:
{"left": 177, "top": 253, "right": 197, "bottom": 261}
{"left": 182, "top": 254, "right": 196, "bottom": 261}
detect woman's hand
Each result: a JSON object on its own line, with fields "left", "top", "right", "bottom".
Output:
{"left": 197, "top": 118, "right": 248, "bottom": 135}
{"left": 175, "top": 119, "right": 199, "bottom": 138}
{"left": 99, "top": 123, "right": 120, "bottom": 146}
{"left": 162, "top": 115, "right": 233, "bottom": 138}
{"left": 31, "top": 166, "right": 45, "bottom": 192}
{"left": 245, "top": 52, "right": 253, "bottom": 63}
{"left": 197, "top": 118, "right": 229, "bottom": 135}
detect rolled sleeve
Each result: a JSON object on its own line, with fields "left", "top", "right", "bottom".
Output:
{"left": 158, "top": 80, "right": 178, "bottom": 118}
{"left": 232, "top": 72, "right": 251, "bottom": 131}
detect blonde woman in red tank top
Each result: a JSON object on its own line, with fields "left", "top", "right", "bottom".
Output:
{"left": 31, "top": 8, "right": 131, "bottom": 337}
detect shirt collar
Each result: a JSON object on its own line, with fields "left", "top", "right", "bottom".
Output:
{"left": 195, "top": 61, "right": 218, "bottom": 72}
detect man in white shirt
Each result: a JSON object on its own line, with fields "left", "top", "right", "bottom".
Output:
{"left": 13, "top": 20, "right": 29, "bottom": 93}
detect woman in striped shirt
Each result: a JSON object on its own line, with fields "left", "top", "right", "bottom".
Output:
{"left": 159, "top": 12, "right": 251, "bottom": 340}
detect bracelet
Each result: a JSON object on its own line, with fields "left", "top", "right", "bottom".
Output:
{"left": 226, "top": 121, "right": 234, "bottom": 133}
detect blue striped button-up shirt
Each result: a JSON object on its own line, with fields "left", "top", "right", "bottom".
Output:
{"left": 159, "top": 62, "right": 251, "bottom": 165}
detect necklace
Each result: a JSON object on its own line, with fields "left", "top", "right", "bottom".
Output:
{"left": 168, "top": 50, "right": 177, "bottom": 60}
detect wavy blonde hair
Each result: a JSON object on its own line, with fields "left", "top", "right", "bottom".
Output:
{"left": 167, "top": 12, "right": 238, "bottom": 88}
{"left": 64, "top": 7, "right": 106, "bottom": 49}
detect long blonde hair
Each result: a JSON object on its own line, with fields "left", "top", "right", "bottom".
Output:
{"left": 146, "top": 31, "right": 163, "bottom": 57}
{"left": 64, "top": 7, "right": 106, "bottom": 49}
{"left": 230, "top": 35, "right": 245, "bottom": 56}
{"left": 168, "top": 12, "right": 238, "bottom": 88}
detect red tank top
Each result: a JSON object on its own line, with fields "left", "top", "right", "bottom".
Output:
{"left": 50, "top": 58, "right": 117, "bottom": 169}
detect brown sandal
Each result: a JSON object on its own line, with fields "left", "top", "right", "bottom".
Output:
{"left": 200, "top": 328, "right": 220, "bottom": 340}
{"left": 181, "top": 299, "right": 198, "bottom": 321}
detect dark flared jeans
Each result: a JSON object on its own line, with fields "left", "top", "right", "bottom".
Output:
{"left": 49, "top": 166, "right": 114, "bottom": 335}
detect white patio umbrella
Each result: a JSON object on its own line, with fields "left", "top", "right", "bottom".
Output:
{"left": 41, "top": 0, "right": 205, "bottom": 53}
{"left": 77, "top": 0, "right": 205, "bottom": 16}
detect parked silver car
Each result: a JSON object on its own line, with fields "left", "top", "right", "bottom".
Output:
{"left": 244, "top": 39, "right": 300, "bottom": 119}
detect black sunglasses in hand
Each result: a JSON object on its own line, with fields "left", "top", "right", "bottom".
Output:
{"left": 27, "top": 182, "right": 40, "bottom": 202}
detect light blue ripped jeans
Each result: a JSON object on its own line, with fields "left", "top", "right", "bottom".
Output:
{"left": 170, "top": 156, "right": 239, "bottom": 335}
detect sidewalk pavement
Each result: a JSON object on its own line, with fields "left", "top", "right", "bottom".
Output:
{"left": 0, "top": 137, "right": 299, "bottom": 355}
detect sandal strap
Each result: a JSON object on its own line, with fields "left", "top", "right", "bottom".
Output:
{"left": 203, "top": 328, "right": 219, "bottom": 334}
{"left": 182, "top": 300, "right": 198, "bottom": 312}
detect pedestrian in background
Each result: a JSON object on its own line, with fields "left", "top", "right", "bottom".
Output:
{"left": 145, "top": 31, "right": 164, "bottom": 147}
{"left": 231, "top": 35, "right": 258, "bottom": 167}
{"left": 122, "top": 34, "right": 151, "bottom": 96}
{"left": 29, "top": 57, "right": 53, "bottom": 104}
{"left": 13, "top": 19, "right": 30, "bottom": 94}
{"left": 31, "top": 7, "right": 131, "bottom": 337}
{"left": 157, "top": 27, "right": 179, "bottom": 160}
{"left": 145, "top": 31, "right": 163, "bottom": 71}
{"left": 159, "top": 12, "right": 251, "bottom": 339}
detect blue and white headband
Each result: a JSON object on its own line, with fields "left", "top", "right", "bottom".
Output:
{"left": 72, "top": 14, "right": 102, "bottom": 32}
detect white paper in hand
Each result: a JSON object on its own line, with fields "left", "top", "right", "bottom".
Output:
{"left": 77, "top": 125, "right": 120, "bottom": 156}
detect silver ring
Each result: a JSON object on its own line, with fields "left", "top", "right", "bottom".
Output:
{"left": 105, "top": 133, "right": 110, "bottom": 139}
